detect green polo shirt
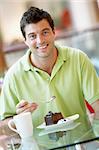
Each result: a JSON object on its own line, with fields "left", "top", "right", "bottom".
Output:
{"left": 0, "top": 44, "right": 99, "bottom": 137}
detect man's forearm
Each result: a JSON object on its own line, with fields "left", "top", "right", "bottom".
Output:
{"left": 91, "top": 99, "right": 99, "bottom": 120}
{"left": 0, "top": 117, "right": 13, "bottom": 135}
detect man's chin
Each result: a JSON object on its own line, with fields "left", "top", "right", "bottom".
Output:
{"left": 37, "top": 52, "right": 50, "bottom": 58}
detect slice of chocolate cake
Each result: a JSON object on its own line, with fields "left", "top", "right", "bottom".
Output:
{"left": 44, "top": 111, "right": 63, "bottom": 125}
{"left": 44, "top": 111, "right": 65, "bottom": 140}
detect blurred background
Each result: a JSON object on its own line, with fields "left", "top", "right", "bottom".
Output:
{"left": 0, "top": 0, "right": 99, "bottom": 89}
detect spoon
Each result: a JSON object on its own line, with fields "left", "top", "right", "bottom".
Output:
{"left": 41, "top": 96, "right": 56, "bottom": 103}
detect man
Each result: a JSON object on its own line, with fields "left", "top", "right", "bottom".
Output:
{"left": 0, "top": 6, "right": 99, "bottom": 143}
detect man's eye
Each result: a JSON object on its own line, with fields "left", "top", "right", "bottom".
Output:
{"left": 29, "top": 34, "right": 36, "bottom": 40}
{"left": 43, "top": 31, "right": 49, "bottom": 35}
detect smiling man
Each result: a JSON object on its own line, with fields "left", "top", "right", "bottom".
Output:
{"left": 0, "top": 7, "right": 99, "bottom": 148}
{"left": 24, "top": 19, "right": 57, "bottom": 75}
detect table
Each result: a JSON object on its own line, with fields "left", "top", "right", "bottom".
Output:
{"left": 0, "top": 118, "right": 99, "bottom": 150}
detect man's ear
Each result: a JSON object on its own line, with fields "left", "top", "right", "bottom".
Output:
{"left": 24, "top": 40, "right": 29, "bottom": 47}
{"left": 53, "top": 28, "right": 55, "bottom": 34}
{"left": 53, "top": 28, "right": 57, "bottom": 39}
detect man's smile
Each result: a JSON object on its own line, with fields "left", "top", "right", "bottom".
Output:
{"left": 36, "top": 44, "right": 49, "bottom": 52}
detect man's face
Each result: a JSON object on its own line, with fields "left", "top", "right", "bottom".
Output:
{"left": 25, "top": 19, "right": 55, "bottom": 58}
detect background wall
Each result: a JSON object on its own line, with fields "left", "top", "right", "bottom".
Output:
{"left": 0, "top": 0, "right": 68, "bottom": 44}
{"left": 0, "top": 0, "right": 99, "bottom": 74}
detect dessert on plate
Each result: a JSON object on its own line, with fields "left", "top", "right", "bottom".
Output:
{"left": 44, "top": 111, "right": 64, "bottom": 125}
{"left": 44, "top": 111, "right": 65, "bottom": 140}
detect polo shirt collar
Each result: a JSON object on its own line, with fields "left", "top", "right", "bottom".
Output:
{"left": 22, "top": 49, "right": 47, "bottom": 73}
{"left": 22, "top": 44, "right": 69, "bottom": 72}
{"left": 22, "top": 49, "right": 32, "bottom": 71}
{"left": 55, "top": 43, "right": 69, "bottom": 62}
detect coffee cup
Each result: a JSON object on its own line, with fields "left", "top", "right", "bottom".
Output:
{"left": 8, "top": 112, "right": 33, "bottom": 139}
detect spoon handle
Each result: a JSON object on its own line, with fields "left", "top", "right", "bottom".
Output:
{"left": 41, "top": 96, "right": 56, "bottom": 103}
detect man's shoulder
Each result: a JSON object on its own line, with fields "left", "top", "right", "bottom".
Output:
{"left": 56, "top": 44, "right": 86, "bottom": 58}
{"left": 5, "top": 54, "right": 26, "bottom": 80}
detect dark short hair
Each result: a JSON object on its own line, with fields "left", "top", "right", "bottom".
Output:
{"left": 20, "top": 6, "right": 54, "bottom": 39}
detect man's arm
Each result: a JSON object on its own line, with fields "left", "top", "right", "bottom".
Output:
{"left": 0, "top": 117, "right": 15, "bottom": 136}
{"left": 91, "top": 99, "right": 99, "bottom": 119}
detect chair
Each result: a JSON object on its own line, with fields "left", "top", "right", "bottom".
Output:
{"left": 85, "top": 100, "right": 95, "bottom": 113}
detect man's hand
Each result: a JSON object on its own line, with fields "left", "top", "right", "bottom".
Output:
{"left": 16, "top": 100, "right": 38, "bottom": 114}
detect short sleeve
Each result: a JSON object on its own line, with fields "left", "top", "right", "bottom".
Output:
{"left": 81, "top": 54, "right": 99, "bottom": 104}
{"left": 0, "top": 72, "right": 19, "bottom": 120}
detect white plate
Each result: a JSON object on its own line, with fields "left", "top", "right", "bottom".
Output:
{"left": 37, "top": 114, "right": 79, "bottom": 130}
{"left": 38, "top": 122, "right": 81, "bottom": 136}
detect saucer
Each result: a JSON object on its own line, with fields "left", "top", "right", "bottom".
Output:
{"left": 38, "top": 122, "right": 81, "bottom": 136}
{"left": 37, "top": 114, "right": 79, "bottom": 130}
{"left": 37, "top": 114, "right": 80, "bottom": 136}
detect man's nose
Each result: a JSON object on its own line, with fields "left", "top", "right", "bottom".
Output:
{"left": 36, "top": 35, "right": 44, "bottom": 44}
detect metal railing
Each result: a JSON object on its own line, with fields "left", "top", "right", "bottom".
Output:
{"left": 56, "top": 24, "right": 99, "bottom": 75}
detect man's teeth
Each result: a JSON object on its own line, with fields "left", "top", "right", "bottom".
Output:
{"left": 40, "top": 46, "right": 46, "bottom": 48}
{"left": 37, "top": 45, "right": 48, "bottom": 49}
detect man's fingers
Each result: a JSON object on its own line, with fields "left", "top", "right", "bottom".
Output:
{"left": 16, "top": 100, "right": 28, "bottom": 109}
{"left": 16, "top": 106, "right": 27, "bottom": 114}
{"left": 16, "top": 102, "right": 38, "bottom": 114}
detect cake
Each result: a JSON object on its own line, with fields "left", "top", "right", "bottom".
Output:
{"left": 44, "top": 111, "right": 63, "bottom": 125}
{"left": 44, "top": 111, "right": 65, "bottom": 140}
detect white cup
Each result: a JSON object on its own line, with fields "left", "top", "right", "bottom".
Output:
{"left": 8, "top": 112, "right": 33, "bottom": 139}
